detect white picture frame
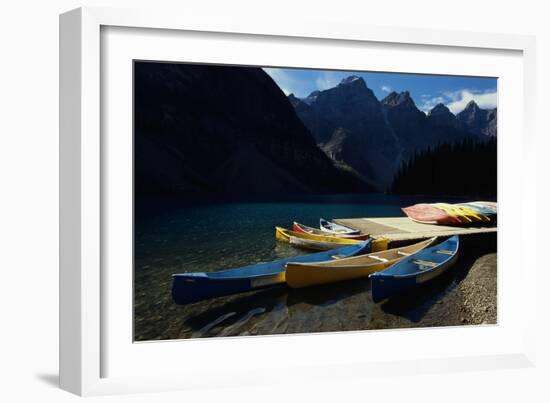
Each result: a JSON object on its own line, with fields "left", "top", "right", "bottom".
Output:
{"left": 60, "top": 6, "right": 537, "bottom": 396}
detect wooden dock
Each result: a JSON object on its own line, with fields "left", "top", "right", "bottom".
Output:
{"left": 334, "top": 217, "right": 497, "bottom": 243}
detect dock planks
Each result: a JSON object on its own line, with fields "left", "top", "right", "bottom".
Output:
{"left": 333, "top": 217, "right": 497, "bottom": 243}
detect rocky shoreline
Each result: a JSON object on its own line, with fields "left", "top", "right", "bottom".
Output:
{"left": 458, "top": 253, "right": 497, "bottom": 325}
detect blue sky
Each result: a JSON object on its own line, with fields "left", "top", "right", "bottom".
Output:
{"left": 263, "top": 67, "right": 497, "bottom": 114}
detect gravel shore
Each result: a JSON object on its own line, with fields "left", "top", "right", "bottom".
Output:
{"left": 458, "top": 253, "right": 497, "bottom": 324}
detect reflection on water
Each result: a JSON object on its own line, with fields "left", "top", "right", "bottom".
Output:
{"left": 134, "top": 194, "right": 493, "bottom": 341}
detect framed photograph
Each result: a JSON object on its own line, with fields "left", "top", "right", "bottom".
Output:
{"left": 60, "top": 7, "right": 537, "bottom": 396}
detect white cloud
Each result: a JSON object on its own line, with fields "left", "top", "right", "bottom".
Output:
{"left": 446, "top": 89, "right": 497, "bottom": 114}
{"left": 381, "top": 85, "right": 392, "bottom": 93}
{"left": 419, "top": 89, "right": 497, "bottom": 114}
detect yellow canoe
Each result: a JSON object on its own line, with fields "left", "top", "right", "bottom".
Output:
{"left": 452, "top": 204, "right": 490, "bottom": 221}
{"left": 275, "top": 226, "right": 388, "bottom": 252}
{"left": 285, "top": 237, "right": 436, "bottom": 288}
{"left": 432, "top": 203, "right": 489, "bottom": 223}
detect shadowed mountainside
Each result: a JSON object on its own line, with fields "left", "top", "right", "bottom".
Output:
{"left": 288, "top": 77, "right": 400, "bottom": 188}
{"left": 134, "top": 63, "right": 371, "bottom": 197}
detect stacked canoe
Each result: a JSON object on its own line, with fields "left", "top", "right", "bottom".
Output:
{"left": 402, "top": 201, "right": 497, "bottom": 225}
{"left": 171, "top": 217, "right": 461, "bottom": 305}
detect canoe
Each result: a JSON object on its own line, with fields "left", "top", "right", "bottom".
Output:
{"left": 369, "top": 235, "right": 459, "bottom": 303}
{"left": 276, "top": 226, "right": 361, "bottom": 250}
{"left": 402, "top": 204, "right": 462, "bottom": 225}
{"left": 292, "top": 221, "right": 370, "bottom": 240}
{"left": 433, "top": 203, "right": 490, "bottom": 223}
{"left": 455, "top": 202, "right": 496, "bottom": 217}
{"left": 319, "top": 218, "right": 361, "bottom": 235}
{"left": 285, "top": 237, "right": 436, "bottom": 288}
{"left": 431, "top": 203, "right": 474, "bottom": 223}
{"left": 449, "top": 204, "right": 490, "bottom": 222}
{"left": 468, "top": 201, "right": 497, "bottom": 214}
{"left": 171, "top": 239, "right": 373, "bottom": 305}
{"left": 276, "top": 226, "right": 388, "bottom": 252}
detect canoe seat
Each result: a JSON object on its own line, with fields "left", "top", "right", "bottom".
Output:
{"left": 412, "top": 259, "right": 438, "bottom": 268}
{"left": 397, "top": 251, "right": 411, "bottom": 256}
{"left": 368, "top": 255, "right": 389, "bottom": 263}
{"left": 434, "top": 249, "right": 454, "bottom": 255}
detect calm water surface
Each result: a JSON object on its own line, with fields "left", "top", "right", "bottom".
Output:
{"left": 134, "top": 194, "right": 492, "bottom": 340}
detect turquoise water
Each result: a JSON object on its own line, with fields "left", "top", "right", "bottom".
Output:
{"left": 134, "top": 194, "right": 489, "bottom": 340}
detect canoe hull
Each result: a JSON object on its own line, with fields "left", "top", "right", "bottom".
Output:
{"left": 434, "top": 203, "right": 490, "bottom": 222}
{"left": 288, "top": 236, "right": 350, "bottom": 251}
{"left": 287, "top": 261, "right": 389, "bottom": 288}
{"left": 277, "top": 226, "right": 388, "bottom": 252}
{"left": 370, "top": 252, "right": 458, "bottom": 302}
{"left": 292, "top": 222, "right": 370, "bottom": 240}
{"left": 369, "top": 236, "right": 459, "bottom": 303}
{"left": 276, "top": 226, "right": 361, "bottom": 249}
{"left": 319, "top": 218, "right": 360, "bottom": 235}
{"left": 172, "top": 272, "right": 285, "bottom": 305}
{"left": 403, "top": 202, "right": 497, "bottom": 225}
{"left": 286, "top": 238, "right": 433, "bottom": 288}
{"left": 172, "top": 239, "right": 373, "bottom": 305}
{"left": 456, "top": 203, "right": 497, "bottom": 217}
{"left": 402, "top": 204, "right": 461, "bottom": 225}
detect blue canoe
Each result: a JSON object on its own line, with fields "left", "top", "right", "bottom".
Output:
{"left": 172, "top": 239, "right": 372, "bottom": 305}
{"left": 369, "top": 235, "right": 459, "bottom": 303}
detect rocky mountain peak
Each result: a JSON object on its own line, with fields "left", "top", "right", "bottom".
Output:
{"left": 382, "top": 91, "right": 416, "bottom": 109}
{"left": 456, "top": 100, "right": 497, "bottom": 137}
{"left": 382, "top": 91, "right": 398, "bottom": 103}
{"left": 464, "top": 100, "right": 480, "bottom": 112}
{"left": 427, "top": 103, "right": 462, "bottom": 130}
{"left": 339, "top": 75, "right": 364, "bottom": 86}
{"left": 336, "top": 76, "right": 367, "bottom": 90}
{"left": 428, "top": 103, "right": 452, "bottom": 116}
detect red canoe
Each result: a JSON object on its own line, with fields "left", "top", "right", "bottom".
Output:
{"left": 402, "top": 204, "right": 462, "bottom": 225}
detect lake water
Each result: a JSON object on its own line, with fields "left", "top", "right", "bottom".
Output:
{"left": 134, "top": 193, "right": 494, "bottom": 341}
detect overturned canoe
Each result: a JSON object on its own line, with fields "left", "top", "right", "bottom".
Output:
{"left": 286, "top": 237, "right": 436, "bottom": 288}
{"left": 402, "top": 204, "right": 462, "bottom": 225}
{"left": 292, "top": 221, "right": 370, "bottom": 240}
{"left": 455, "top": 203, "right": 496, "bottom": 218}
{"left": 369, "top": 235, "right": 459, "bottom": 303}
{"left": 319, "top": 218, "right": 361, "bottom": 235}
{"left": 467, "top": 201, "right": 497, "bottom": 215}
{"left": 431, "top": 203, "right": 474, "bottom": 223}
{"left": 171, "top": 239, "right": 373, "bottom": 305}
{"left": 434, "top": 203, "right": 490, "bottom": 222}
